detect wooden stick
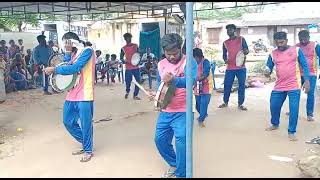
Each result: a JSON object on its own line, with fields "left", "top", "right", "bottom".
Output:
{"left": 131, "top": 77, "right": 150, "bottom": 96}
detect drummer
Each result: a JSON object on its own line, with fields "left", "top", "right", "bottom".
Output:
{"left": 193, "top": 48, "right": 213, "bottom": 128}
{"left": 43, "top": 32, "right": 95, "bottom": 162}
{"left": 120, "top": 33, "right": 141, "bottom": 100}
{"left": 218, "top": 24, "right": 249, "bottom": 111}
{"left": 148, "top": 33, "right": 198, "bottom": 178}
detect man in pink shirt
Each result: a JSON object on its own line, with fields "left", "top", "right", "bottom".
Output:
{"left": 265, "top": 31, "right": 310, "bottom": 141}
{"left": 218, "top": 24, "right": 249, "bottom": 111}
{"left": 295, "top": 30, "right": 320, "bottom": 121}
{"left": 148, "top": 33, "right": 197, "bottom": 178}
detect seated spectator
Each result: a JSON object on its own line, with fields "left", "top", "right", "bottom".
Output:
{"left": 8, "top": 65, "right": 28, "bottom": 91}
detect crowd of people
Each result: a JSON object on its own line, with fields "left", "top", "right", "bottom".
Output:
{"left": 1, "top": 23, "right": 319, "bottom": 178}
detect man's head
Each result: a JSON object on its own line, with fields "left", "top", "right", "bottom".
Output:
{"left": 0, "top": 40, "right": 5, "bottom": 47}
{"left": 37, "top": 35, "right": 46, "bottom": 46}
{"left": 14, "top": 53, "right": 22, "bottom": 62}
{"left": 26, "top": 49, "right": 31, "bottom": 55}
{"left": 18, "top": 39, "right": 23, "bottom": 45}
{"left": 146, "top": 47, "right": 151, "bottom": 54}
{"left": 9, "top": 40, "right": 15, "bottom": 47}
{"left": 298, "top": 30, "right": 310, "bottom": 46}
{"left": 105, "top": 54, "right": 110, "bottom": 60}
{"left": 95, "top": 50, "right": 101, "bottom": 57}
{"left": 160, "top": 33, "right": 183, "bottom": 64}
{"left": 111, "top": 54, "right": 117, "bottom": 60}
{"left": 62, "top": 32, "right": 81, "bottom": 53}
{"left": 123, "top": 33, "right": 132, "bottom": 44}
{"left": 273, "top": 31, "right": 288, "bottom": 51}
{"left": 48, "top": 40, "right": 54, "bottom": 47}
{"left": 226, "top": 24, "right": 237, "bottom": 38}
{"left": 193, "top": 48, "right": 204, "bottom": 63}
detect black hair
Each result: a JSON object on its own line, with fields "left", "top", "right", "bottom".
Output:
{"left": 9, "top": 39, "right": 14, "bottom": 44}
{"left": 18, "top": 39, "right": 23, "bottom": 42}
{"left": 273, "top": 31, "right": 287, "bottom": 40}
{"left": 62, "top": 32, "right": 80, "bottom": 41}
{"left": 298, "top": 30, "right": 309, "bottom": 37}
{"left": 37, "top": 35, "right": 46, "bottom": 41}
{"left": 193, "top": 48, "right": 204, "bottom": 58}
{"left": 111, "top": 54, "right": 117, "bottom": 59}
{"left": 95, "top": 50, "right": 101, "bottom": 54}
{"left": 85, "top": 41, "right": 92, "bottom": 46}
{"left": 123, "top": 33, "right": 132, "bottom": 39}
{"left": 226, "top": 24, "right": 237, "bottom": 30}
{"left": 160, "top": 33, "right": 183, "bottom": 51}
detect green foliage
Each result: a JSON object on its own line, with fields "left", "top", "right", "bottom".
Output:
{"left": 204, "top": 46, "right": 219, "bottom": 60}
{"left": 248, "top": 61, "right": 266, "bottom": 73}
{"left": 196, "top": 2, "right": 264, "bottom": 20}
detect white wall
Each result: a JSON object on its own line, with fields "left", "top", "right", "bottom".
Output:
{"left": 0, "top": 32, "right": 39, "bottom": 52}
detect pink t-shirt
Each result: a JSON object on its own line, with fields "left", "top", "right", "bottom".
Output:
{"left": 158, "top": 56, "right": 186, "bottom": 112}
{"left": 272, "top": 46, "right": 301, "bottom": 91}
{"left": 224, "top": 36, "right": 245, "bottom": 70}
{"left": 122, "top": 43, "right": 139, "bottom": 70}
{"left": 296, "top": 41, "right": 317, "bottom": 76}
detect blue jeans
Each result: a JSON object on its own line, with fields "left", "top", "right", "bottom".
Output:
{"left": 223, "top": 68, "right": 246, "bottom": 106}
{"left": 125, "top": 69, "right": 141, "bottom": 97}
{"left": 270, "top": 90, "right": 301, "bottom": 134}
{"left": 195, "top": 94, "right": 211, "bottom": 122}
{"left": 63, "top": 101, "right": 94, "bottom": 153}
{"left": 302, "top": 76, "right": 317, "bottom": 117}
{"left": 154, "top": 112, "right": 186, "bottom": 178}
{"left": 43, "top": 74, "right": 49, "bottom": 92}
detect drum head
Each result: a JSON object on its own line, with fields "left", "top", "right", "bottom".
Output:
{"left": 236, "top": 51, "right": 245, "bottom": 66}
{"left": 49, "top": 53, "right": 64, "bottom": 67}
{"left": 161, "top": 83, "right": 176, "bottom": 109}
{"left": 131, "top": 53, "right": 141, "bottom": 66}
{"left": 50, "top": 62, "right": 78, "bottom": 92}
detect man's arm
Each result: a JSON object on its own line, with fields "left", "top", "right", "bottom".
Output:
{"left": 55, "top": 48, "right": 92, "bottom": 75}
{"left": 32, "top": 47, "right": 40, "bottom": 65}
{"left": 297, "top": 48, "right": 310, "bottom": 80}
{"left": 120, "top": 48, "right": 125, "bottom": 63}
{"left": 199, "top": 59, "right": 211, "bottom": 81}
{"left": 241, "top": 37, "right": 249, "bottom": 55}
{"left": 222, "top": 43, "right": 227, "bottom": 62}
{"left": 315, "top": 44, "right": 320, "bottom": 66}
{"left": 265, "top": 54, "right": 274, "bottom": 76}
{"left": 173, "top": 58, "right": 198, "bottom": 88}
{"left": 63, "top": 53, "right": 72, "bottom": 62}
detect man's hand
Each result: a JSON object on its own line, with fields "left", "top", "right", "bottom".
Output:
{"left": 163, "top": 72, "right": 174, "bottom": 84}
{"left": 43, "top": 67, "right": 55, "bottom": 75}
{"left": 146, "top": 90, "right": 156, "bottom": 101}
{"left": 303, "top": 79, "right": 310, "bottom": 94}
{"left": 65, "top": 40, "right": 73, "bottom": 53}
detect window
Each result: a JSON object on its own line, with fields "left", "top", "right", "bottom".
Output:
{"left": 207, "top": 28, "right": 220, "bottom": 44}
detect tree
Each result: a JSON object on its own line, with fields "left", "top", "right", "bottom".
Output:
{"left": 196, "top": 2, "right": 265, "bottom": 20}
{"left": 0, "top": 13, "right": 58, "bottom": 32}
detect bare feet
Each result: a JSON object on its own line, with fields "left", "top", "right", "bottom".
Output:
{"left": 162, "top": 166, "right": 176, "bottom": 178}
{"left": 307, "top": 116, "right": 315, "bottom": 122}
{"left": 198, "top": 121, "right": 206, "bottom": 128}
{"left": 265, "top": 125, "right": 279, "bottom": 131}
{"left": 288, "top": 134, "right": 298, "bottom": 141}
{"left": 238, "top": 105, "right": 248, "bottom": 111}
{"left": 80, "top": 153, "right": 93, "bottom": 162}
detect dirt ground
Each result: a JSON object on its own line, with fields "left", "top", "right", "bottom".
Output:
{"left": 0, "top": 80, "right": 319, "bottom": 178}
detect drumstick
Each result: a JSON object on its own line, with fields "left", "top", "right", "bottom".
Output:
{"left": 131, "top": 77, "right": 150, "bottom": 95}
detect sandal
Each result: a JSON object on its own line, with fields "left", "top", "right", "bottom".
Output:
{"left": 218, "top": 103, "right": 228, "bottom": 108}
{"left": 133, "top": 96, "right": 141, "bottom": 100}
{"left": 80, "top": 153, "right": 93, "bottom": 162}
{"left": 72, "top": 149, "right": 84, "bottom": 155}
{"left": 238, "top": 105, "right": 248, "bottom": 111}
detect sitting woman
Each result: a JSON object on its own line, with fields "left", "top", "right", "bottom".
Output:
{"left": 9, "top": 65, "right": 28, "bottom": 91}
